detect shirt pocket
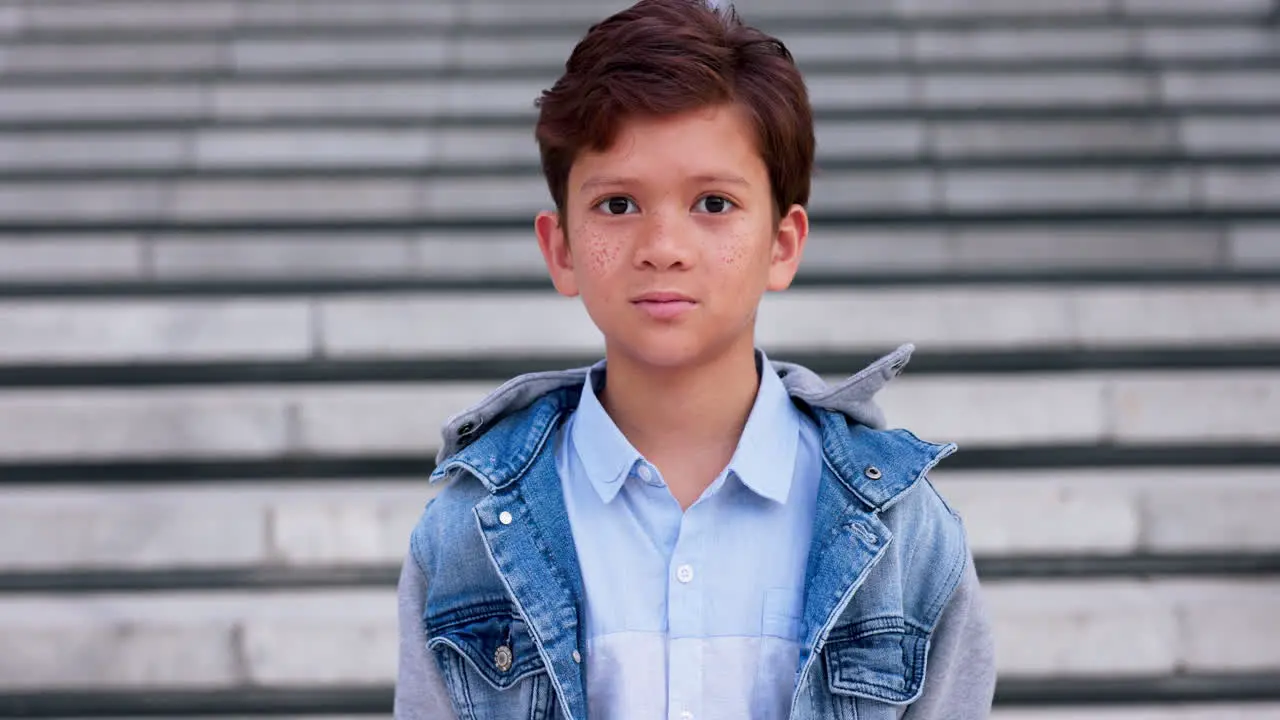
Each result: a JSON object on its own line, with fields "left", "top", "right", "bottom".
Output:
{"left": 762, "top": 586, "right": 804, "bottom": 640}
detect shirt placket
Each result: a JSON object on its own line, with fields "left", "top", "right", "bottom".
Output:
{"left": 667, "top": 499, "right": 706, "bottom": 720}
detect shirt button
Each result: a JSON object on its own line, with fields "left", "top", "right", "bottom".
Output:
{"left": 636, "top": 464, "right": 653, "bottom": 482}
{"left": 572, "top": 649, "right": 582, "bottom": 663}
{"left": 676, "top": 564, "right": 694, "bottom": 583}
{"left": 498, "top": 511, "right": 513, "bottom": 525}
{"left": 681, "top": 712, "right": 694, "bottom": 720}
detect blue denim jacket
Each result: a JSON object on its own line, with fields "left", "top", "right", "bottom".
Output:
{"left": 396, "top": 345, "right": 997, "bottom": 720}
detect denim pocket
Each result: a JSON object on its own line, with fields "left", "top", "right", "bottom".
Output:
{"left": 428, "top": 606, "right": 547, "bottom": 691}
{"left": 822, "top": 616, "right": 928, "bottom": 705}
{"left": 427, "top": 605, "right": 560, "bottom": 718}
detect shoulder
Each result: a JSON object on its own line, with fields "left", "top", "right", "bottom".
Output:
{"left": 813, "top": 405, "right": 958, "bottom": 516}
{"left": 837, "top": 421, "right": 970, "bottom": 628}
{"left": 408, "top": 475, "right": 493, "bottom": 577}
{"left": 884, "top": 472, "right": 970, "bottom": 632}
{"left": 862, "top": 422, "right": 967, "bottom": 557}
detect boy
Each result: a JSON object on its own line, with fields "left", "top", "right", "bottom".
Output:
{"left": 396, "top": 1, "right": 996, "bottom": 718}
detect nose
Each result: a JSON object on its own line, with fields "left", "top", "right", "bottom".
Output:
{"left": 632, "top": 211, "right": 693, "bottom": 271}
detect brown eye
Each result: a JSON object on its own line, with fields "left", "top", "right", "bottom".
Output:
{"left": 597, "top": 197, "right": 637, "bottom": 215}
{"left": 695, "top": 195, "right": 734, "bottom": 214}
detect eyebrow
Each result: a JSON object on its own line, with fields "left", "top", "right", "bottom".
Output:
{"left": 578, "top": 174, "right": 752, "bottom": 192}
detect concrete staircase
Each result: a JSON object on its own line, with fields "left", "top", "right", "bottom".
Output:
{"left": 1, "top": 0, "right": 1279, "bottom": 717}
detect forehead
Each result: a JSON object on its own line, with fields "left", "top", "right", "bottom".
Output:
{"left": 569, "top": 104, "right": 767, "bottom": 186}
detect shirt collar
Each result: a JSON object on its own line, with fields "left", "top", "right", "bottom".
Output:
{"left": 570, "top": 360, "right": 641, "bottom": 504}
{"left": 725, "top": 349, "right": 801, "bottom": 504}
{"left": 569, "top": 350, "right": 801, "bottom": 505}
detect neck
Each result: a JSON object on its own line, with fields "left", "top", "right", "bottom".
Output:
{"left": 598, "top": 336, "right": 761, "bottom": 502}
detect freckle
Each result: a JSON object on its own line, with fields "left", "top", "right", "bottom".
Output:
{"left": 719, "top": 234, "right": 749, "bottom": 266}
{"left": 582, "top": 229, "right": 618, "bottom": 272}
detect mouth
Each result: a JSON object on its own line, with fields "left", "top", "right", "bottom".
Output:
{"left": 632, "top": 291, "right": 696, "bottom": 304}
{"left": 631, "top": 291, "right": 698, "bottom": 320}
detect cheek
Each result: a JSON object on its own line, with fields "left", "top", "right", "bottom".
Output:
{"left": 575, "top": 225, "right": 624, "bottom": 277}
{"left": 712, "top": 220, "right": 769, "bottom": 275}
{"left": 717, "top": 234, "right": 748, "bottom": 268}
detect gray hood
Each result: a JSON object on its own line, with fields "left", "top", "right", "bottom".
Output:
{"left": 436, "top": 343, "right": 915, "bottom": 465}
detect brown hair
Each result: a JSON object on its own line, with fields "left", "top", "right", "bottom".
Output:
{"left": 534, "top": 0, "right": 814, "bottom": 219}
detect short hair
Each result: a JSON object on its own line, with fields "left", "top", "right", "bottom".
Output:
{"left": 534, "top": 0, "right": 815, "bottom": 219}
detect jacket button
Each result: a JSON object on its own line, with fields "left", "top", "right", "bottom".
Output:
{"left": 572, "top": 649, "right": 582, "bottom": 663}
{"left": 864, "top": 466, "right": 882, "bottom": 480}
{"left": 494, "top": 645, "right": 513, "bottom": 672}
{"left": 499, "top": 511, "right": 513, "bottom": 525}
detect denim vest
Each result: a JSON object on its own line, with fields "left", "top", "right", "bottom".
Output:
{"left": 408, "top": 345, "right": 969, "bottom": 720}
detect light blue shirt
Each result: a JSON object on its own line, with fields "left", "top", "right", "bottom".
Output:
{"left": 556, "top": 352, "right": 823, "bottom": 720}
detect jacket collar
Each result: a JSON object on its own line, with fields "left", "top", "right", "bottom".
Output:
{"left": 431, "top": 343, "right": 922, "bottom": 508}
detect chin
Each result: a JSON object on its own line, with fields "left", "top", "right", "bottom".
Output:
{"left": 607, "top": 326, "right": 743, "bottom": 371}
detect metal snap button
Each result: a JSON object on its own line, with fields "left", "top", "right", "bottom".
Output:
{"left": 864, "top": 466, "right": 882, "bottom": 480}
{"left": 494, "top": 645, "right": 513, "bottom": 672}
{"left": 499, "top": 511, "right": 513, "bottom": 525}
{"left": 456, "top": 420, "right": 477, "bottom": 447}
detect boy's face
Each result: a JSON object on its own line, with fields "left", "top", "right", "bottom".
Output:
{"left": 535, "top": 104, "right": 808, "bottom": 370}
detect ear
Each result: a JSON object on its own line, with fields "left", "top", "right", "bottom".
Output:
{"left": 535, "top": 210, "right": 579, "bottom": 297}
{"left": 766, "top": 204, "right": 809, "bottom": 292}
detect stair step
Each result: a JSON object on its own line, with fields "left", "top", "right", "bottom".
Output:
{"left": 6, "top": 0, "right": 1269, "bottom": 39}
{"left": 2, "top": 164, "right": 1279, "bottom": 223}
{"left": 0, "top": 371, "right": 1273, "bottom": 461}
{"left": 7, "top": 68, "right": 1280, "bottom": 124}
{"left": 7, "top": 117, "right": 1245, "bottom": 170}
{"left": 994, "top": 706, "right": 1280, "bottom": 720}
{"left": 2, "top": 223, "right": 1275, "bottom": 283}
{"left": 0, "top": 695, "right": 1278, "bottom": 718}
{"left": 0, "top": 469, "right": 1276, "bottom": 573}
{"left": 2, "top": 284, "right": 1277, "bottom": 363}
{"left": 4, "top": 25, "right": 1277, "bottom": 77}
{"left": 14, "top": 117, "right": 1280, "bottom": 171}
{"left": 0, "top": 579, "right": 1276, "bottom": 689}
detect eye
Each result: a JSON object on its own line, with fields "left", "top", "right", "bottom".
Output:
{"left": 695, "top": 195, "right": 735, "bottom": 214}
{"left": 596, "top": 196, "right": 638, "bottom": 215}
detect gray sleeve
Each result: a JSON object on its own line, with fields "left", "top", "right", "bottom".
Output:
{"left": 902, "top": 554, "right": 997, "bottom": 720}
{"left": 394, "top": 553, "right": 460, "bottom": 720}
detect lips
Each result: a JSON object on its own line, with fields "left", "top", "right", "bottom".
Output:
{"left": 632, "top": 291, "right": 697, "bottom": 320}
{"left": 632, "top": 291, "right": 696, "bottom": 304}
